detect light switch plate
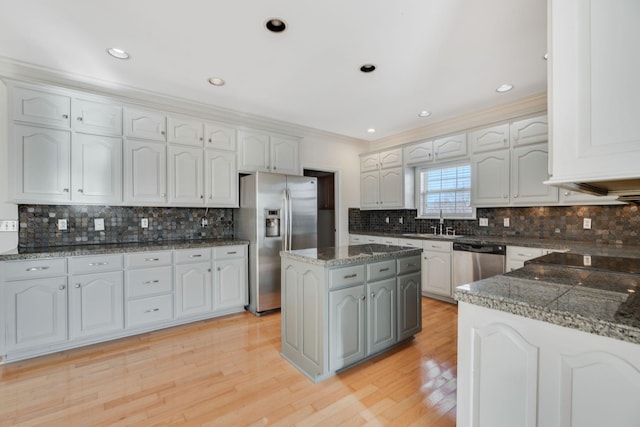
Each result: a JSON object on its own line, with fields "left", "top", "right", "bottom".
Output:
{"left": 0, "top": 220, "right": 18, "bottom": 232}
{"left": 57, "top": 219, "right": 67, "bottom": 231}
{"left": 479, "top": 218, "right": 488, "bottom": 227}
{"left": 94, "top": 218, "right": 105, "bottom": 231}
{"left": 503, "top": 218, "right": 510, "bottom": 227}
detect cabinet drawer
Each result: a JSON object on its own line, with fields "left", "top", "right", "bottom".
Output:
{"left": 69, "top": 254, "right": 123, "bottom": 275}
{"left": 398, "top": 256, "right": 421, "bottom": 275}
{"left": 329, "top": 265, "right": 366, "bottom": 290}
{"left": 379, "top": 237, "right": 399, "bottom": 246}
{"left": 125, "top": 251, "right": 172, "bottom": 269}
{"left": 367, "top": 260, "right": 397, "bottom": 282}
{"left": 175, "top": 248, "right": 211, "bottom": 263}
{"left": 126, "top": 294, "right": 173, "bottom": 328}
{"left": 422, "top": 240, "right": 452, "bottom": 253}
{"left": 213, "top": 245, "right": 246, "bottom": 260}
{"left": 126, "top": 266, "right": 173, "bottom": 299}
{"left": 3, "top": 258, "right": 67, "bottom": 281}
{"left": 396, "top": 238, "right": 422, "bottom": 248}
{"left": 508, "top": 246, "right": 544, "bottom": 262}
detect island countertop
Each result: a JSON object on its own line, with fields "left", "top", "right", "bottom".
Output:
{"left": 280, "top": 243, "right": 422, "bottom": 267}
{"left": 455, "top": 253, "right": 640, "bottom": 345}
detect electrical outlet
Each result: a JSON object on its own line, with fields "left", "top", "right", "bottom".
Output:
{"left": 503, "top": 218, "right": 510, "bottom": 227}
{"left": 479, "top": 218, "right": 488, "bottom": 227}
{"left": 0, "top": 220, "right": 18, "bottom": 232}
{"left": 94, "top": 218, "right": 105, "bottom": 231}
{"left": 57, "top": 219, "right": 67, "bottom": 231}
{"left": 201, "top": 218, "right": 208, "bottom": 227}
{"left": 583, "top": 255, "right": 592, "bottom": 266}
{"left": 583, "top": 218, "right": 592, "bottom": 229}
{"left": 141, "top": 218, "right": 149, "bottom": 228}
{"left": 385, "top": 216, "right": 390, "bottom": 224}
{"left": 399, "top": 217, "right": 404, "bottom": 224}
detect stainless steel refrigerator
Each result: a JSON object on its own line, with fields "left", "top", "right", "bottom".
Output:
{"left": 237, "top": 172, "right": 317, "bottom": 315}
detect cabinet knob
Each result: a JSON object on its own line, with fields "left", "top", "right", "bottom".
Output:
{"left": 62, "top": 114, "right": 69, "bottom": 119}
{"left": 370, "top": 292, "right": 375, "bottom": 298}
{"left": 209, "top": 195, "right": 212, "bottom": 199}
{"left": 77, "top": 116, "right": 83, "bottom": 121}
{"left": 360, "top": 295, "right": 366, "bottom": 301}
{"left": 63, "top": 188, "right": 69, "bottom": 192}
{"left": 273, "top": 166, "right": 277, "bottom": 170}
{"left": 209, "top": 138, "right": 212, "bottom": 143}
{"left": 513, "top": 194, "right": 519, "bottom": 198}
{"left": 208, "top": 268, "right": 212, "bottom": 272}
{"left": 161, "top": 131, "right": 166, "bottom": 135}
{"left": 78, "top": 189, "right": 83, "bottom": 193}
{"left": 59, "top": 285, "right": 66, "bottom": 290}
{"left": 199, "top": 137, "right": 203, "bottom": 141}
{"left": 161, "top": 193, "right": 166, "bottom": 197}
{"left": 564, "top": 191, "right": 570, "bottom": 196}
{"left": 200, "top": 195, "right": 204, "bottom": 199}
{"left": 75, "top": 283, "right": 81, "bottom": 288}
{"left": 217, "top": 267, "right": 221, "bottom": 271}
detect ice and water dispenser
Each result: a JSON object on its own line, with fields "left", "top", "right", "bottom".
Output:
{"left": 265, "top": 209, "right": 281, "bottom": 237}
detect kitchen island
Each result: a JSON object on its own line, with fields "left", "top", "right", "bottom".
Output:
{"left": 455, "top": 252, "right": 640, "bottom": 427}
{"left": 280, "top": 244, "right": 422, "bottom": 382}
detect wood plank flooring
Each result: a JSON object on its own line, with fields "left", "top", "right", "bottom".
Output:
{"left": 0, "top": 297, "right": 458, "bottom": 426}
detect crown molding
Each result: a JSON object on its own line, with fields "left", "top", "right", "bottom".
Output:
{"left": 0, "top": 56, "right": 366, "bottom": 145}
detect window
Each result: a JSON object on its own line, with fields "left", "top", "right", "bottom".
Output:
{"left": 417, "top": 162, "right": 473, "bottom": 218}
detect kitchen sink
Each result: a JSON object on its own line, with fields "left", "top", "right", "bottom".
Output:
{"left": 402, "top": 233, "right": 464, "bottom": 239}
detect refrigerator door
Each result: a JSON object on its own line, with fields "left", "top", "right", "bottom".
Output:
{"left": 287, "top": 176, "right": 318, "bottom": 250}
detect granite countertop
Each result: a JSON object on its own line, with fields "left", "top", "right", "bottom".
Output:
{"left": 280, "top": 244, "right": 422, "bottom": 267}
{"left": 0, "top": 239, "right": 249, "bottom": 261}
{"left": 455, "top": 259, "right": 640, "bottom": 345}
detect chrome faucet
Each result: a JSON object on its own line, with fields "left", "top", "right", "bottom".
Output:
{"left": 430, "top": 226, "right": 437, "bottom": 236}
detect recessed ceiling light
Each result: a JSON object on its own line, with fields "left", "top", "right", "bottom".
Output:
{"left": 208, "top": 77, "right": 226, "bottom": 86}
{"left": 367, "top": 128, "right": 376, "bottom": 133}
{"left": 360, "top": 64, "right": 376, "bottom": 73}
{"left": 418, "top": 111, "right": 431, "bottom": 118}
{"left": 106, "top": 48, "right": 131, "bottom": 60}
{"left": 496, "top": 84, "right": 514, "bottom": 93}
{"left": 265, "top": 18, "right": 287, "bottom": 33}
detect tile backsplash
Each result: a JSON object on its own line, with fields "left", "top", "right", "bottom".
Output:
{"left": 349, "top": 204, "right": 640, "bottom": 246}
{"left": 19, "top": 205, "right": 234, "bottom": 249}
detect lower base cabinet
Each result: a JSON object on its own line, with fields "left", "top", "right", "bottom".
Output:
{"left": 69, "top": 271, "right": 124, "bottom": 339}
{"left": 421, "top": 240, "right": 453, "bottom": 301}
{"left": 175, "top": 261, "right": 212, "bottom": 318}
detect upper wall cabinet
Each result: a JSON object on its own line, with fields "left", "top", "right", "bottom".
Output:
{"left": 237, "top": 130, "right": 300, "bottom": 175}
{"left": 167, "top": 116, "right": 204, "bottom": 147}
{"left": 433, "top": 134, "right": 467, "bottom": 161}
{"left": 361, "top": 148, "right": 403, "bottom": 171}
{"left": 270, "top": 136, "right": 300, "bottom": 175}
{"left": 469, "top": 124, "right": 509, "bottom": 153}
{"left": 71, "top": 133, "right": 122, "bottom": 204}
{"left": 510, "top": 115, "right": 548, "bottom": 147}
{"left": 205, "top": 123, "right": 236, "bottom": 151}
{"left": 403, "top": 140, "right": 433, "bottom": 165}
{"left": 72, "top": 98, "right": 123, "bottom": 136}
{"left": 547, "top": 0, "right": 640, "bottom": 187}
{"left": 12, "top": 86, "right": 71, "bottom": 128}
{"left": 124, "top": 140, "right": 167, "bottom": 204}
{"left": 124, "top": 108, "right": 167, "bottom": 142}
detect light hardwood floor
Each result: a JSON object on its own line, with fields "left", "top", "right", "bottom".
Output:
{"left": 0, "top": 297, "right": 458, "bottom": 426}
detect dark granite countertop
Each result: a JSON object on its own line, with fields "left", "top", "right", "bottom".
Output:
{"left": 455, "top": 261, "right": 640, "bottom": 345}
{"left": 280, "top": 244, "right": 422, "bottom": 267}
{"left": 0, "top": 239, "right": 249, "bottom": 261}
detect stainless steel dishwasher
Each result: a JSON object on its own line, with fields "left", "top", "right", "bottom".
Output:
{"left": 453, "top": 242, "right": 506, "bottom": 287}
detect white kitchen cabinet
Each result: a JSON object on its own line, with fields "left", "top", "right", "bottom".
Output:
{"left": 329, "top": 283, "right": 367, "bottom": 370}
{"left": 367, "top": 278, "right": 397, "bottom": 355}
{"left": 3, "top": 278, "right": 68, "bottom": 352}
{"left": 510, "top": 115, "right": 548, "bottom": 147}
{"left": 124, "top": 139, "right": 167, "bottom": 204}
{"left": 421, "top": 240, "right": 452, "bottom": 300}
{"left": 360, "top": 152, "right": 380, "bottom": 172}
{"left": 270, "top": 135, "right": 300, "bottom": 175}
{"left": 472, "top": 149, "right": 510, "bottom": 206}
{"left": 167, "top": 115, "right": 204, "bottom": 147}
{"left": 205, "top": 122, "right": 236, "bottom": 151}
{"left": 168, "top": 145, "right": 204, "bottom": 205}
{"left": 349, "top": 234, "right": 365, "bottom": 245}
{"left": 511, "top": 143, "right": 558, "bottom": 205}
{"left": 403, "top": 140, "right": 433, "bottom": 165}
{"left": 12, "top": 86, "right": 71, "bottom": 128}
{"left": 69, "top": 271, "right": 124, "bottom": 340}
{"left": 506, "top": 246, "right": 544, "bottom": 272}
{"left": 360, "top": 167, "right": 414, "bottom": 210}
{"left": 547, "top": 0, "right": 640, "bottom": 190}
{"left": 469, "top": 123, "right": 510, "bottom": 153}
{"left": 433, "top": 133, "right": 467, "bottom": 161}
{"left": 559, "top": 189, "right": 621, "bottom": 206}
{"left": 12, "top": 124, "right": 71, "bottom": 202}
{"left": 72, "top": 98, "right": 123, "bottom": 136}
{"left": 396, "top": 238, "right": 422, "bottom": 248}
{"left": 379, "top": 168, "right": 404, "bottom": 207}
{"left": 124, "top": 107, "right": 167, "bottom": 141}
{"left": 213, "top": 245, "right": 247, "bottom": 311}
{"left": 72, "top": 133, "right": 122, "bottom": 204}
{"left": 205, "top": 149, "right": 238, "bottom": 207}
{"left": 360, "top": 171, "right": 380, "bottom": 209}
{"left": 175, "top": 261, "right": 212, "bottom": 318}
{"left": 360, "top": 148, "right": 403, "bottom": 172}
{"left": 237, "top": 130, "right": 300, "bottom": 174}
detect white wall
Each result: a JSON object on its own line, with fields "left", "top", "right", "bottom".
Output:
{"left": 0, "top": 81, "right": 18, "bottom": 252}
{"left": 299, "top": 134, "right": 367, "bottom": 246}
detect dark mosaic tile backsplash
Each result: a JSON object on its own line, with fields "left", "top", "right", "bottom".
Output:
{"left": 19, "top": 205, "right": 234, "bottom": 249}
{"left": 349, "top": 204, "right": 640, "bottom": 246}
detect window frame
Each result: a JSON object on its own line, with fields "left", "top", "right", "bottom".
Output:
{"left": 415, "top": 160, "right": 476, "bottom": 220}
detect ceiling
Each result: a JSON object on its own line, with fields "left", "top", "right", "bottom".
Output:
{"left": 0, "top": 0, "right": 547, "bottom": 141}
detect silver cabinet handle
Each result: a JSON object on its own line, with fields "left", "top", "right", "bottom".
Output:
{"left": 26, "top": 266, "right": 50, "bottom": 272}
{"left": 379, "top": 267, "right": 390, "bottom": 272}
{"left": 344, "top": 273, "right": 357, "bottom": 279}
{"left": 59, "top": 284, "right": 66, "bottom": 290}
{"left": 145, "top": 258, "right": 160, "bottom": 262}
{"left": 88, "top": 262, "right": 108, "bottom": 266}
{"left": 227, "top": 251, "right": 237, "bottom": 255}
{"left": 190, "top": 254, "right": 202, "bottom": 258}
{"left": 143, "top": 280, "right": 160, "bottom": 284}
{"left": 407, "top": 263, "right": 416, "bottom": 267}
{"left": 75, "top": 283, "right": 81, "bottom": 288}
{"left": 145, "top": 308, "right": 160, "bottom": 313}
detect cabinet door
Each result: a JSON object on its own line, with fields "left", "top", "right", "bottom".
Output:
{"left": 329, "top": 285, "right": 366, "bottom": 370}
{"left": 204, "top": 122, "right": 236, "bottom": 151}
{"left": 72, "top": 98, "right": 123, "bottom": 136}
{"left": 511, "top": 143, "right": 558, "bottom": 204}
{"left": 175, "top": 262, "right": 212, "bottom": 318}
{"left": 360, "top": 153, "right": 379, "bottom": 172}
{"left": 213, "top": 258, "right": 246, "bottom": 310}
{"left": 379, "top": 167, "right": 403, "bottom": 208}
{"left": 12, "top": 86, "right": 70, "bottom": 128}
{"left": 379, "top": 148, "right": 403, "bottom": 169}
{"left": 367, "top": 278, "right": 397, "bottom": 354}
{"left": 237, "top": 131, "right": 270, "bottom": 172}
{"left": 472, "top": 150, "right": 510, "bottom": 206}
{"left": 469, "top": 123, "right": 510, "bottom": 153}
{"left": 13, "top": 124, "right": 71, "bottom": 202}
{"left": 124, "top": 108, "right": 166, "bottom": 141}
{"left": 398, "top": 272, "right": 421, "bottom": 340}
{"left": 168, "top": 145, "right": 204, "bottom": 205}
{"left": 167, "top": 116, "right": 204, "bottom": 146}
{"left": 421, "top": 250, "right": 452, "bottom": 297}
{"left": 404, "top": 140, "right": 433, "bottom": 165}
{"left": 69, "top": 271, "right": 124, "bottom": 339}
{"left": 205, "top": 150, "right": 238, "bottom": 207}
{"left": 360, "top": 171, "right": 380, "bottom": 209}
{"left": 270, "top": 136, "right": 299, "bottom": 175}
{"left": 434, "top": 133, "right": 468, "bottom": 161}
{"left": 4, "top": 278, "right": 68, "bottom": 351}
{"left": 510, "top": 115, "right": 548, "bottom": 147}
{"left": 124, "top": 139, "right": 167, "bottom": 203}
{"left": 72, "top": 133, "right": 123, "bottom": 204}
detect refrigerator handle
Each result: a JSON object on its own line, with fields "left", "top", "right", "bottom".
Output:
{"left": 282, "top": 189, "right": 288, "bottom": 251}
{"left": 287, "top": 188, "right": 293, "bottom": 251}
